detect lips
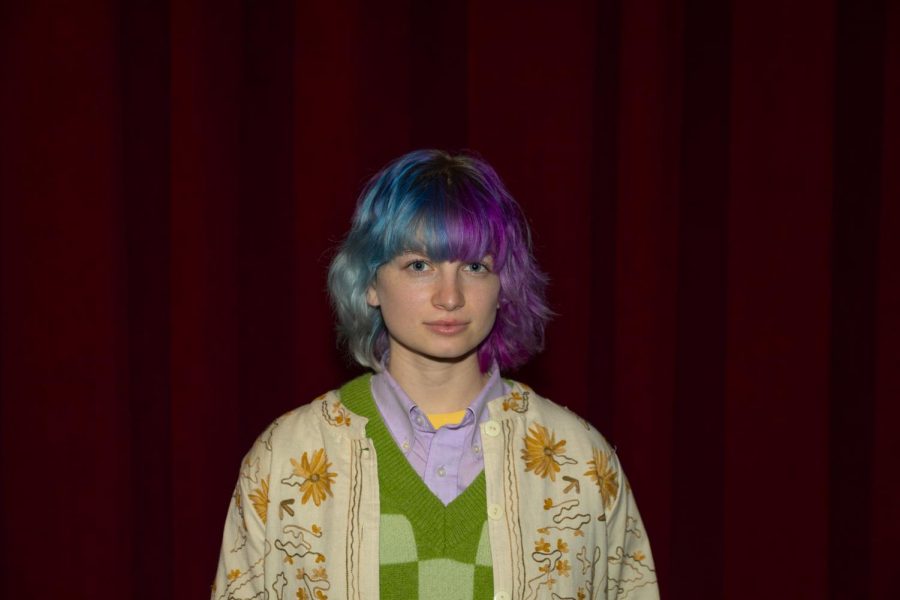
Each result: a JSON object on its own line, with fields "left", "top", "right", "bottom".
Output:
{"left": 424, "top": 320, "right": 469, "bottom": 335}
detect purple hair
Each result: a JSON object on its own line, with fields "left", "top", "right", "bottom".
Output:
{"left": 328, "top": 149, "right": 551, "bottom": 372}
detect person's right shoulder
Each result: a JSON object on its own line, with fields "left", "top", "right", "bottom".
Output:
{"left": 245, "top": 387, "right": 366, "bottom": 458}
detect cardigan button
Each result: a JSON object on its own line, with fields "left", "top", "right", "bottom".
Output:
{"left": 487, "top": 503, "right": 503, "bottom": 520}
{"left": 494, "top": 593, "right": 510, "bottom": 600}
{"left": 483, "top": 421, "right": 501, "bottom": 437}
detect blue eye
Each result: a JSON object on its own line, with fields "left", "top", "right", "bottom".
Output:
{"left": 408, "top": 260, "right": 428, "bottom": 271}
{"left": 466, "top": 262, "right": 489, "bottom": 273}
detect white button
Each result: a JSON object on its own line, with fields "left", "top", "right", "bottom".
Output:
{"left": 487, "top": 503, "right": 503, "bottom": 520}
{"left": 401, "top": 440, "right": 410, "bottom": 451}
{"left": 415, "top": 415, "right": 424, "bottom": 426}
{"left": 494, "top": 592, "right": 510, "bottom": 600}
{"left": 484, "top": 421, "right": 501, "bottom": 437}
{"left": 472, "top": 444, "right": 481, "bottom": 454}
{"left": 437, "top": 466, "right": 446, "bottom": 477}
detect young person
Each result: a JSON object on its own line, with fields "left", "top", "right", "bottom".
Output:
{"left": 212, "top": 150, "right": 659, "bottom": 600}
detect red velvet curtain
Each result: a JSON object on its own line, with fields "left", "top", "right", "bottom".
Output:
{"left": 2, "top": 1, "right": 898, "bottom": 598}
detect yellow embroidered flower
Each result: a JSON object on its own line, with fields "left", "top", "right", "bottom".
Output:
{"left": 311, "top": 524, "right": 322, "bottom": 536}
{"left": 556, "top": 538, "right": 568, "bottom": 553}
{"left": 534, "top": 538, "right": 551, "bottom": 553}
{"left": 296, "top": 589, "right": 308, "bottom": 600}
{"left": 226, "top": 569, "right": 241, "bottom": 581}
{"left": 577, "top": 589, "right": 586, "bottom": 600}
{"left": 312, "top": 567, "right": 327, "bottom": 580}
{"left": 555, "top": 559, "right": 571, "bottom": 577}
{"left": 315, "top": 554, "right": 326, "bottom": 563}
{"left": 248, "top": 477, "right": 269, "bottom": 524}
{"left": 290, "top": 449, "right": 337, "bottom": 506}
{"left": 521, "top": 423, "right": 567, "bottom": 481}
{"left": 543, "top": 497, "right": 553, "bottom": 510}
{"left": 584, "top": 447, "right": 619, "bottom": 510}
{"left": 296, "top": 568, "right": 305, "bottom": 580}
{"left": 315, "top": 591, "right": 328, "bottom": 600}
{"left": 633, "top": 550, "right": 646, "bottom": 561}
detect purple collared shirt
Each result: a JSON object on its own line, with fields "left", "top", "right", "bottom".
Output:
{"left": 370, "top": 365, "right": 509, "bottom": 506}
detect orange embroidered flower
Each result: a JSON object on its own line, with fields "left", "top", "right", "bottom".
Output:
{"left": 534, "top": 538, "right": 551, "bottom": 553}
{"left": 556, "top": 539, "right": 568, "bottom": 553}
{"left": 543, "top": 497, "right": 554, "bottom": 510}
{"left": 248, "top": 477, "right": 269, "bottom": 524}
{"left": 584, "top": 447, "right": 619, "bottom": 510}
{"left": 226, "top": 569, "right": 241, "bottom": 581}
{"left": 311, "top": 524, "right": 322, "bottom": 536}
{"left": 315, "top": 591, "right": 328, "bottom": 600}
{"left": 521, "top": 423, "right": 567, "bottom": 481}
{"left": 633, "top": 550, "right": 646, "bottom": 561}
{"left": 290, "top": 449, "right": 337, "bottom": 506}
{"left": 555, "top": 559, "right": 571, "bottom": 577}
{"left": 296, "top": 589, "right": 308, "bottom": 600}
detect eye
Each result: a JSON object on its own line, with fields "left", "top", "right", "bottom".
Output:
{"left": 464, "top": 262, "right": 491, "bottom": 274}
{"left": 404, "top": 259, "right": 431, "bottom": 272}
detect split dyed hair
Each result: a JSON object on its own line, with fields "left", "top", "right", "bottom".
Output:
{"left": 327, "top": 149, "right": 551, "bottom": 372}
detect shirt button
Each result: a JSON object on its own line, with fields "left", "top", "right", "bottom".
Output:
{"left": 487, "top": 503, "right": 503, "bottom": 520}
{"left": 484, "top": 421, "right": 501, "bottom": 437}
{"left": 415, "top": 415, "right": 424, "bottom": 426}
{"left": 472, "top": 445, "right": 481, "bottom": 454}
{"left": 494, "top": 592, "right": 510, "bottom": 600}
{"left": 401, "top": 440, "right": 410, "bottom": 451}
{"left": 436, "top": 466, "right": 446, "bottom": 477}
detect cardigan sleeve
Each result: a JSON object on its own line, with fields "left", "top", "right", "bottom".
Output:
{"left": 603, "top": 451, "right": 660, "bottom": 599}
{"left": 211, "top": 426, "right": 275, "bottom": 600}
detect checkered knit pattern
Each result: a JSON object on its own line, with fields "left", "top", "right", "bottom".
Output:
{"left": 340, "top": 377, "right": 494, "bottom": 600}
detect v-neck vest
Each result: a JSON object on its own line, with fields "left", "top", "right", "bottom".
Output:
{"left": 340, "top": 376, "right": 493, "bottom": 600}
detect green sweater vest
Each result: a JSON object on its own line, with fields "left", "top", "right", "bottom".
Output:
{"left": 340, "top": 376, "right": 494, "bottom": 600}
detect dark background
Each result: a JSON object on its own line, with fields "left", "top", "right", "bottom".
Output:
{"left": 1, "top": 1, "right": 898, "bottom": 598}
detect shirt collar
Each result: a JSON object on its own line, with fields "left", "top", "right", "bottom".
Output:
{"left": 370, "top": 358, "right": 506, "bottom": 437}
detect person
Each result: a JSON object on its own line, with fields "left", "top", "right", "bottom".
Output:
{"left": 212, "top": 150, "right": 659, "bottom": 600}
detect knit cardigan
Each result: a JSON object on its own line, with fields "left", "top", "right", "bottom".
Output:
{"left": 212, "top": 376, "right": 659, "bottom": 600}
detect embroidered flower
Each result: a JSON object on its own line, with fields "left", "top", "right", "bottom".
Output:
{"left": 556, "top": 559, "right": 571, "bottom": 577}
{"left": 226, "top": 569, "right": 241, "bottom": 581}
{"left": 584, "top": 447, "right": 619, "bottom": 510}
{"left": 288, "top": 449, "right": 337, "bottom": 506}
{"left": 248, "top": 477, "right": 269, "bottom": 524}
{"left": 534, "top": 538, "right": 551, "bottom": 553}
{"left": 522, "top": 423, "right": 569, "bottom": 481}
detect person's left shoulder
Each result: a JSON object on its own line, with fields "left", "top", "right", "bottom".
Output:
{"left": 498, "top": 380, "right": 614, "bottom": 456}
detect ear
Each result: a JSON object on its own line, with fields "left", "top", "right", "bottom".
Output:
{"left": 366, "top": 284, "right": 380, "bottom": 308}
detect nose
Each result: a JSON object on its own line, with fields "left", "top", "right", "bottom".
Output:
{"left": 432, "top": 269, "right": 464, "bottom": 311}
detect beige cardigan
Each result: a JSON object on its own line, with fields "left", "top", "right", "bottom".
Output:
{"left": 212, "top": 378, "right": 659, "bottom": 600}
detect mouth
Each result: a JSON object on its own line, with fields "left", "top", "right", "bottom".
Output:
{"left": 424, "top": 320, "right": 469, "bottom": 335}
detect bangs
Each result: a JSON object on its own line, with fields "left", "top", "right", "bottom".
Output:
{"left": 377, "top": 176, "right": 509, "bottom": 267}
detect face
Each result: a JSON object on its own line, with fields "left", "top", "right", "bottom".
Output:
{"left": 366, "top": 251, "right": 501, "bottom": 367}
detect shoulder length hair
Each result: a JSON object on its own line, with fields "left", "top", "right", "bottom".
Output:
{"left": 327, "top": 149, "right": 551, "bottom": 373}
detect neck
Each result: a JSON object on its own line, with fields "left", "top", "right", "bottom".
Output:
{"left": 385, "top": 348, "right": 489, "bottom": 414}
